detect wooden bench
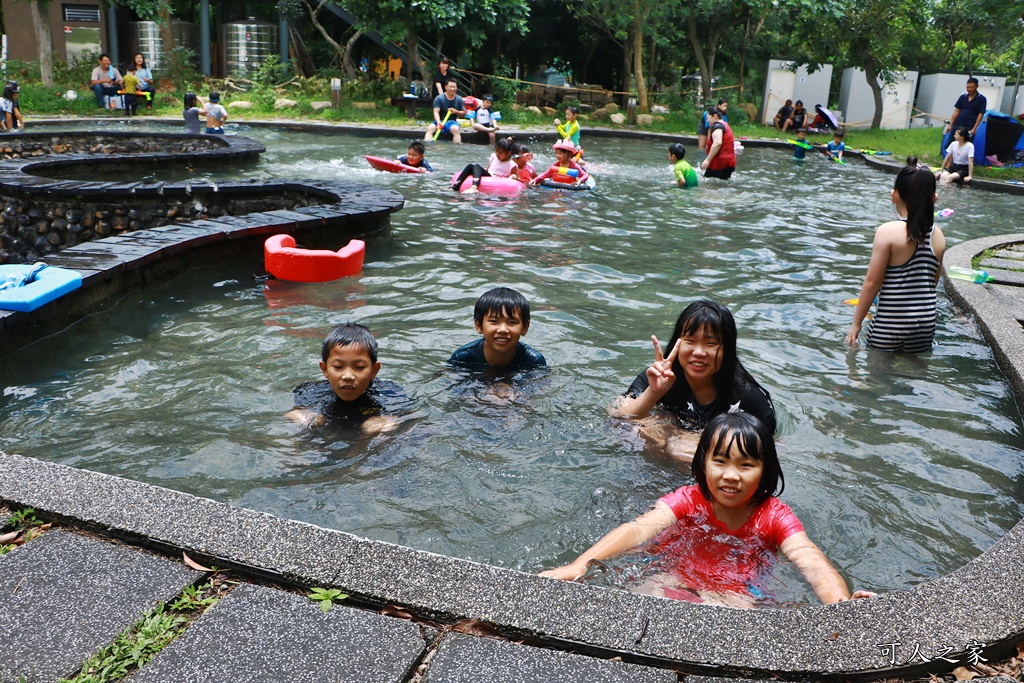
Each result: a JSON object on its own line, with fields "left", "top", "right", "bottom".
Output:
{"left": 390, "top": 96, "right": 434, "bottom": 118}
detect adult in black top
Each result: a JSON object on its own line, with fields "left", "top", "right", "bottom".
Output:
{"left": 433, "top": 57, "right": 453, "bottom": 97}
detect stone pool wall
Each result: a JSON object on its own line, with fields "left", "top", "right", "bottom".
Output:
{"left": 0, "top": 130, "right": 404, "bottom": 354}
{"left": 0, "top": 131, "right": 268, "bottom": 265}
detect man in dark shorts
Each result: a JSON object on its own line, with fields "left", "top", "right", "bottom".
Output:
{"left": 946, "top": 77, "right": 987, "bottom": 138}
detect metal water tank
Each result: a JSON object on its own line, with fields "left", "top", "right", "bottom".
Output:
{"left": 127, "top": 21, "right": 199, "bottom": 71}
{"left": 222, "top": 21, "right": 278, "bottom": 77}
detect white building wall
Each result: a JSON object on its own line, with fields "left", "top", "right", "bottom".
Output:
{"left": 916, "top": 72, "right": 1005, "bottom": 127}
{"left": 762, "top": 59, "right": 832, "bottom": 126}
{"left": 838, "top": 68, "right": 918, "bottom": 129}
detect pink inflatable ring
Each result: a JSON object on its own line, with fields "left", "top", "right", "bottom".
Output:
{"left": 264, "top": 234, "right": 365, "bottom": 282}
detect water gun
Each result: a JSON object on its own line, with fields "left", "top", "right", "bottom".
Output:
{"left": 433, "top": 109, "right": 452, "bottom": 141}
{"left": 858, "top": 148, "right": 892, "bottom": 156}
{"left": 786, "top": 139, "right": 813, "bottom": 150}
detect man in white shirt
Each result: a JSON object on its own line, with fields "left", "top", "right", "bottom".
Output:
{"left": 90, "top": 54, "right": 123, "bottom": 108}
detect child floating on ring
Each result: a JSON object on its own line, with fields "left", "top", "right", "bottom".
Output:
{"left": 529, "top": 139, "right": 589, "bottom": 188}
{"left": 452, "top": 136, "right": 517, "bottom": 193}
{"left": 540, "top": 410, "right": 877, "bottom": 606}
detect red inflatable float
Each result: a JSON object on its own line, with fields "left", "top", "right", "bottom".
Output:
{"left": 365, "top": 155, "right": 427, "bottom": 174}
{"left": 264, "top": 234, "right": 365, "bottom": 282}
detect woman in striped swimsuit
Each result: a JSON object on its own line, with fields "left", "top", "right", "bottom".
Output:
{"left": 845, "top": 166, "right": 947, "bottom": 352}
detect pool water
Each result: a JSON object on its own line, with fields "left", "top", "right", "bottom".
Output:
{"left": 1, "top": 123, "right": 1022, "bottom": 604}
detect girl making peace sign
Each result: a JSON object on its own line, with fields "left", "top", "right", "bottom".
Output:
{"left": 609, "top": 300, "right": 775, "bottom": 461}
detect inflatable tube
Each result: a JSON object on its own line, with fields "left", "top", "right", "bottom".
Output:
{"left": 0, "top": 263, "right": 82, "bottom": 312}
{"left": 450, "top": 172, "right": 524, "bottom": 195}
{"left": 365, "top": 155, "right": 427, "bottom": 174}
{"left": 538, "top": 176, "right": 596, "bottom": 191}
{"left": 264, "top": 234, "right": 365, "bottom": 283}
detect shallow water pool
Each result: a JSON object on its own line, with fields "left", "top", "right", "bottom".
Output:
{"left": 1, "top": 123, "right": 1022, "bottom": 604}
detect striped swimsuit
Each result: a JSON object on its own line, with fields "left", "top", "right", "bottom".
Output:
{"left": 866, "top": 228, "right": 939, "bottom": 353}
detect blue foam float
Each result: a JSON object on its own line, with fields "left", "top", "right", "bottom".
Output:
{"left": 0, "top": 263, "right": 83, "bottom": 312}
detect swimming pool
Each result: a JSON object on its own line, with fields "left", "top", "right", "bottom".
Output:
{"left": 1, "top": 123, "right": 1021, "bottom": 604}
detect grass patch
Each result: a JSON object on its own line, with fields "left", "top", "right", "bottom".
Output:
{"left": 0, "top": 507, "right": 50, "bottom": 555}
{"left": 60, "top": 579, "right": 229, "bottom": 683}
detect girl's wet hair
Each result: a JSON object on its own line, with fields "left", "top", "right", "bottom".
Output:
{"left": 691, "top": 411, "right": 783, "bottom": 508}
{"left": 183, "top": 92, "right": 198, "bottom": 109}
{"left": 893, "top": 165, "right": 936, "bottom": 245}
{"left": 321, "top": 323, "right": 378, "bottom": 363}
{"left": 495, "top": 136, "right": 516, "bottom": 153}
{"left": 664, "top": 300, "right": 773, "bottom": 422}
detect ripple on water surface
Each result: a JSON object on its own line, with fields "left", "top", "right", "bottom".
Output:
{"left": 2, "top": 125, "right": 1022, "bottom": 604}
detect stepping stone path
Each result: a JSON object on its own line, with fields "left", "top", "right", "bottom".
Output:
{"left": 0, "top": 529, "right": 676, "bottom": 682}
{"left": 0, "top": 530, "right": 201, "bottom": 682}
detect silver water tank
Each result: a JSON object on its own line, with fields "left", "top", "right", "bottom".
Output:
{"left": 222, "top": 21, "right": 278, "bottom": 77}
{"left": 127, "top": 21, "right": 199, "bottom": 71}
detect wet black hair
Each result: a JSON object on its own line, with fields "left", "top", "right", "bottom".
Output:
{"left": 2, "top": 83, "right": 18, "bottom": 100}
{"left": 905, "top": 155, "right": 918, "bottom": 167}
{"left": 473, "top": 287, "right": 530, "bottom": 326}
{"left": 566, "top": 105, "right": 579, "bottom": 115}
{"left": 893, "top": 166, "right": 936, "bottom": 246}
{"left": 321, "top": 323, "right": 378, "bottom": 363}
{"left": 408, "top": 141, "right": 425, "bottom": 155}
{"left": 512, "top": 141, "right": 530, "bottom": 156}
{"left": 495, "top": 136, "right": 516, "bottom": 154}
{"left": 663, "top": 300, "right": 775, "bottom": 432}
{"left": 183, "top": 92, "right": 198, "bottom": 109}
{"left": 668, "top": 143, "right": 686, "bottom": 160}
{"left": 691, "top": 410, "right": 784, "bottom": 508}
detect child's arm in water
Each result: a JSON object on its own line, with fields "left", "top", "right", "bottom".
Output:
{"left": 779, "top": 532, "right": 875, "bottom": 604}
{"left": 608, "top": 336, "right": 682, "bottom": 418}
{"left": 845, "top": 222, "right": 898, "bottom": 346}
{"left": 539, "top": 502, "right": 677, "bottom": 581}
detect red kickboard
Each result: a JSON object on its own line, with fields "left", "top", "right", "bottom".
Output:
{"left": 365, "top": 155, "right": 427, "bottom": 174}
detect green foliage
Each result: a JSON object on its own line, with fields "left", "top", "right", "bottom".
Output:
{"left": 308, "top": 587, "right": 348, "bottom": 612}
{"left": 61, "top": 605, "right": 186, "bottom": 682}
{"left": 340, "top": 75, "right": 404, "bottom": 101}
{"left": 51, "top": 50, "right": 102, "bottom": 91}
{"left": 486, "top": 62, "right": 526, "bottom": 106}
{"left": 3, "top": 508, "right": 43, "bottom": 531}
{"left": 61, "top": 582, "right": 221, "bottom": 683}
{"left": 161, "top": 47, "right": 203, "bottom": 91}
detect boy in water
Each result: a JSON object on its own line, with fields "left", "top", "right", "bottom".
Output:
{"left": 668, "top": 143, "right": 698, "bottom": 188}
{"left": 826, "top": 131, "right": 845, "bottom": 162}
{"left": 792, "top": 129, "right": 809, "bottom": 161}
{"left": 449, "top": 287, "right": 546, "bottom": 370}
{"left": 205, "top": 91, "right": 228, "bottom": 134}
{"left": 287, "top": 323, "right": 408, "bottom": 433}
{"left": 398, "top": 141, "right": 433, "bottom": 171}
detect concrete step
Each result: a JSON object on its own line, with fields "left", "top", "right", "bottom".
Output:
{"left": 131, "top": 582, "right": 429, "bottom": 683}
{"left": 421, "top": 632, "right": 676, "bottom": 683}
{"left": 0, "top": 529, "right": 201, "bottom": 682}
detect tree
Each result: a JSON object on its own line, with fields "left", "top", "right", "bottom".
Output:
{"left": 792, "top": 0, "right": 929, "bottom": 128}
{"left": 27, "top": 0, "right": 54, "bottom": 86}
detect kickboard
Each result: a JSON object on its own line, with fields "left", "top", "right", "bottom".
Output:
{"left": 0, "top": 264, "right": 82, "bottom": 312}
{"left": 365, "top": 155, "right": 427, "bottom": 174}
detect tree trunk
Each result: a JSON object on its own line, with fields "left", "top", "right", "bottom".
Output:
{"left": 622, "top": 35, "right": 632, "bottom": 94}
{"left": 342, "top": 29, "right": 364, "bottom": 80}
{"left": 305, "top": 0, "right": 347, "bottom": 72}
{"left": 631, "top": 14, "right": 648, "bottom": 112}
{"left": 29, "top": 0, "right": 53, "bottom": 86}
{"left": 159, "top": 8, "right": 176, "bottom": 53}
{"left": 864, "top": 62, "right": 884, "bottom": 129}
{"left": 684, "top": 1, "right": 712, "bottom": 101}
{"left": 404, "top": 26, "right": 421, "bottom": 81}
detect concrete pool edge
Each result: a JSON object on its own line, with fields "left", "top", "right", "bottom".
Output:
{"left": 1, "top": 449, "right": 1022, "bottom": 680}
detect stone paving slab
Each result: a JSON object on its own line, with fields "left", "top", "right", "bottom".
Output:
{"left": 132, "top": 583, "right": 427, "bottom": 683}
{"left": 0, "top": 529, "right": 201, "bottom": 683}
{"left": 421, "top": 633, "right": 675, "bottom": 683}
{"left": 979, "top": 257, "right": 1024, "bottom": 273}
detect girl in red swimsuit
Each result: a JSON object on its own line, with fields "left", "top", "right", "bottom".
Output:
{"left": 540, "top": 411, "right": 876, "bottom": 606}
